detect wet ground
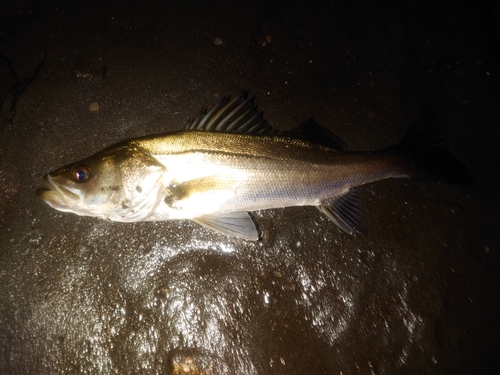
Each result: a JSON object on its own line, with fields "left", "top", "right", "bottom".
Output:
{"left": 1, "top": 0, "right": 499, "bottom": 374}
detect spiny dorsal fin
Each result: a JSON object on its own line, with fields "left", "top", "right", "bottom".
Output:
{"left": 184, "top": 92, "right": 277, "bottom": 135}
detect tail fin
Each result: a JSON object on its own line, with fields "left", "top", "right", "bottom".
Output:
{"left": 389, "top": 108, "right": 474, "bottom": 185}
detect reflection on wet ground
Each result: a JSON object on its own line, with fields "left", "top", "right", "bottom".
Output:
{"left": 1, "top": 0, "right": 499, "bottom": 374}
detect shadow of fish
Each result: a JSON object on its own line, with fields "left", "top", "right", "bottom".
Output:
{"left": 37, "top": 93, "right": 474, "bottom": 240}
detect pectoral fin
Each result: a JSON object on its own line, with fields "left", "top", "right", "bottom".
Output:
{"left": 193, "top": 212, "right": 259, "bottom": 240}
{"left": 165, "top": 176, "right": 239, "bottom": 209}
{"left": 318, "top": 190, "right": 365, "bottom": 235}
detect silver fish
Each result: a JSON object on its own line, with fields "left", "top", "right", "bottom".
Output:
{"left": 37, "top": 93, "right": 473, "bottom": 240}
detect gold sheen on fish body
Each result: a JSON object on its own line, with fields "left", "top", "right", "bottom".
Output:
{"left": 37, "top": 93, "right": 474, "bottom": 240}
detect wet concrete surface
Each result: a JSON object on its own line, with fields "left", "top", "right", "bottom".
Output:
{"left": 1, "top": 0, "right": 499, "bottom": 374}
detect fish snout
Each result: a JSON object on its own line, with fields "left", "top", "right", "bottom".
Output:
{"left": 37, "top": 174, "right": 83, "bottom": 210}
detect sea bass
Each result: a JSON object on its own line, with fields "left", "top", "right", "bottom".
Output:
{"left": 37, "top": 93, "right": 473, "bottom": 240}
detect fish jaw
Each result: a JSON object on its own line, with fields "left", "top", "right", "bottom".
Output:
{"left": 37, "top": 174, "right": 111, "bottom": 217}
{"left": 37, "top": 175, "right": 84, "bottom": 212}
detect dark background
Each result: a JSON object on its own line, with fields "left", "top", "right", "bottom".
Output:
{"left": 1, "top": 0, "right": 499, "bottom": 374}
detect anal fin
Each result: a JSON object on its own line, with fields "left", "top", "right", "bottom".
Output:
{"left": 318, "top": 189, "right": 365, "bottom": 235}
{"left": 193, "top": 212, "right": 259, "bottom": 241}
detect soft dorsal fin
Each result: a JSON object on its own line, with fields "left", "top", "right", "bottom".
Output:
{"left": 184, "top": 92, "right": 277, "bottom": 135}
{"left": 283, "top": 118, "right": 348, "bottom": 150}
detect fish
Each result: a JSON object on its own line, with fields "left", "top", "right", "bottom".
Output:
{"left": 37, "top": 93, "right": 474, "bottom": 240}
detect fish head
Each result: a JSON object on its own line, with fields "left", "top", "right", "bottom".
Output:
{"left": 37, "top": 145, "right": 166, "bottom": 221}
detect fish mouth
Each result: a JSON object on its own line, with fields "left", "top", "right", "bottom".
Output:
{"left": 37, "top": 175, "right": 82, "bottom": 211}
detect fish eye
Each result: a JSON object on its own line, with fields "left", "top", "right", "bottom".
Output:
{"left": 72, "top": 165, "right": 91, "bottom": 182}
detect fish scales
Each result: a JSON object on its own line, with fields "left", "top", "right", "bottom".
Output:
{"left": 131, "top": 131, "right": 409, "bottom": 216}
